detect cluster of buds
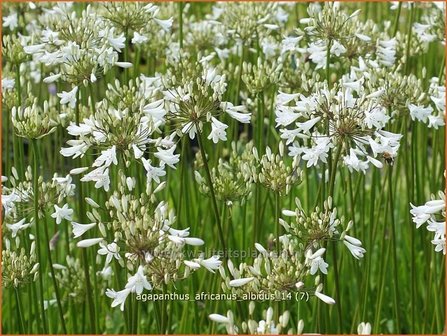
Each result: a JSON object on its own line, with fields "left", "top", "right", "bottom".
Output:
{"left": 219, "top": 3, "right": 281, "bottom": 43}
{"left": 194, "top": 141, "right": 256, "bottom": 204}
{"left": 73, "top": 174, "right": 222, "bottom": 310}
{"left": 254, "top": 142, "right": 302, "bottom": 196}
{"left": 12, "top": 99, "right": 58, "bottom": 139}
{"left": 54, "top": 256, "right": 87, "bottom": 304}
{"left": 242, "top": 58, "right": 282, "bottom": 95}
{"left": 209, "top": 302, "right": 301, "bottom": 334}
{"left": 3, "top": 166, "right": 75, "bottom": 225}
{"left": 2, "top": 240, "right": 39, "bottom": 288}
{"left": 410, "top": 191, "right": 446, "bottom": 254}
{"left": 163, "top": 55, "right": 250, "bottom": 141}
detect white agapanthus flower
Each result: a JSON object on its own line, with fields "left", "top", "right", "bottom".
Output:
{"left": 410, "top": 191, "right": 446, "bottom": 254}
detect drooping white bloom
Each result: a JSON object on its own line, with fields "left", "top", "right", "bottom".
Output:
{"left": 408, "top": 104, "right": 433, "bottom": 123}
{"left": 71, "top": 222, "right": 96, "bottom": 238}
{"left": 343, "top": 234, "right": 366, "bottom": 259}
{"left": 411, "top": 193, "right": 446, "bottom": 254}
{"left": 141, "top": 158, "right": 166, "bottom": 183}
{"left": 154, "top": 146, "right": 179, "bottom": 169}
{"left": 106, "top": 288, "right": 131, "bottom": 311}
{"left": 125, "top": 265, "right": 152, "bottom": 294}
{"left": 6, "top": 219, "right": 30, "bottom": 238}
{"left": 307, "top": 248, "right": 329, "bottom": 275}
{"left": 315, "top": 290, "right": 335, "bottom": 305}
{"left": 57, "top": 86, "right": 78, "bottom": 108}
{"left": 154, "top": 17, "right": 174, "bottom": 32}
{"left": 132, "top": 31, "right": 149, "bottom": 45}
{"left": 81, "top": 166, "right": 111, "bottom": 191}
{"left": 209, "top": 314, "right": 230, "bottom": 324}
{"left": 221, "top": 102, "right": 251, "bottom": 123}
{"left": 98, "top": 241, "right": 121, "bottom": 266}
{"left": 197, "top": 255, "right": 222, "bottom": 273}
{"left": 208, "top": 117, "right": 228, "bottom": 143}
{"left": 3, "top": 12, "right": 18, "bottom": 30}
{"left": 51, "top": 204, "right": 74, "bottom": 224}
{"left": 2, "top": 77, "right": 15, "bottom": 91}
{"left": 330, "top": 40, "right": 346, "bottom": 56}
{"left": 229, "top": 277, "right": 254, "bottom": 287}
{"left": 93, "top": 146, "right": 118, "bottom": 168}
{"left": 77, "top": 237, "right": 104, "bottom": 248}
{"left": 377, "top": 38, "right": 397, "bottom": 67}
{"left": 358, "top": 322, "right": 372, "bottom": 335}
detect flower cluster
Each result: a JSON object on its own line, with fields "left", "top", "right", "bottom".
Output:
{"left": 209, "top": 303, "right": 301, "bottom": 334}
{"left": 410, "top": 191, "right": 446, "bottom": 254}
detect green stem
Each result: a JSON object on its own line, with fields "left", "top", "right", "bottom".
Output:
{"left": 75, "top": 90, "right": 97, "bottom": 333}
{"left": 196, "top": 131, "right": 227, "bottom": 255}
{"left": 275, "top": 192, "right": 281, "bottom": 254}
{"left": 178, "top": 2, "right": 183, "bottom": 49}
{"left": 14, "top": 288, "right": 25, "bottom": 333}
{"left": 404, "top": 3, "right": 415, "bottom": 74}
{"left": 31, "top": 139, "right": 48, "bottom": 333}
{"left": 392, "top": 2, "right": 402, "bottom": 37}
{"left": 32, "top": 139, "right": 67, "bottom": 333}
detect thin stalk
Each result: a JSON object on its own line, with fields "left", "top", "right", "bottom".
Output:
{"left": 75, "top": 90, "right": 97, "bottom": 333}
{"left": 178, "top": 2, "right": 183, "bottom": 49}
{"left": 327, "top": 143, "right": 343, "bottom": 331}
{"left": 196, "top": 130, "right": 227, "bottom": 255}
{"left": 32, "top": 139, "right": 67, "bottom": 333}
{"left": 275, "top": 192, "right": 281, "bottom": 254}
{"left": 43, "top": 215, "right": 68, "bottom": 333}
{"left": 31, "top": 139, "right": 48, "bottom": 333}
{"left": 404, "top": 3, "right": 415, "bottom": 74}
{"left": 392, "top": 2, "right": 402, "bottom": 37}
{"left": 14, "top": 288, "right": 25, "bottom": 334}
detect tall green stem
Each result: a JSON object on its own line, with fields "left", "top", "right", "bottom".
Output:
{"left": 31, "top": 139, "right": 48, "bottom": 333}
{"left": 75, "top": 90, "right": 97, "bottom": 333}
{"left": 196, "top": 131, "right": 227, "bottom": 255}
{"left": 32, "top": 139, "right": 67, "bottom": 333}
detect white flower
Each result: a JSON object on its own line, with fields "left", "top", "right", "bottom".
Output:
{"left": 126, "top": 265, "right": 152, "bottom": 294}
{"left": 221, "top": 102, "right": 251, "bottom": 123}
{"left": 81, "top": 166, "right": 111, "bottom": 191}
{"left": 229, "top": 277, "right": 254, "bottom": 287}
{"left": 131, "top": 31, "right": 148, "bottom": 45}
{"left": 115, "top": 62, "right": 133, "bottom": 68}
{"left": 330, "top": 40, "right": 346, "bottom": 56}
{"left": 106, "top": 288, "right": 131, "bottom": 311}
{"left": 209, "top": 314, "right": 230, "bottom": 324}
{"left": 197, "top": 255, "right": 222, "bottom": 273}
{"left": 51, "top": 204, "right": 73, "bottom": 224}
{"left": 77, "top": 238, "right": 103, "bottom": 248}
{"left": 154, "top": 146, "right": 179, "bottom": 169}
{"left": 154, "top": 17, "right": 173, "bottom": 32}
{"left": 308, "top": 248, "right": 328, "bottom": 275}
{"left": 208, "top": 117, "right": 228, "bottom": 143}
{"left": 2, "top": 77, "right": 15, "bottom": 91}
{"left": 377, "top": 38, "right": 397, "bottom": 67}
{"left": 43, "top": 73, "right": 62, "bottom": 84}
{"left": 3, "top": 12, "right": 18, "bottom": 30}
{"left": 408, "top": 104, "right": 433, "bottom": 123}
{"left": 93, "top": 146, "right": 118, "bottom": 168}
{"left": 343, "top": 235, "right": 366, "bottom": 259}
{"left": 141, "top": 158, "right": 166, "bottom": 183}
{"left": 358, "top": 322, "right": 372, "bottom": 335}
{"left": 71, "top": 222, "right": 96, "bottom": 238}
{"left": 184, "top": 260, "right": 201, "bottom": 270}
{"left": 57, "top": 86, "right": 78, "bottom": 108}
{"left": 315, "top": 290, "right": 335, "bottom": 305}
{"left": 143, "top": 99, "right": 166, "bottom": 123}
{"left": 98, "top": 241, "right": 121, "bottom": 266}
{"left": 6, "top": 219, "right": 30, "bottom": 238}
